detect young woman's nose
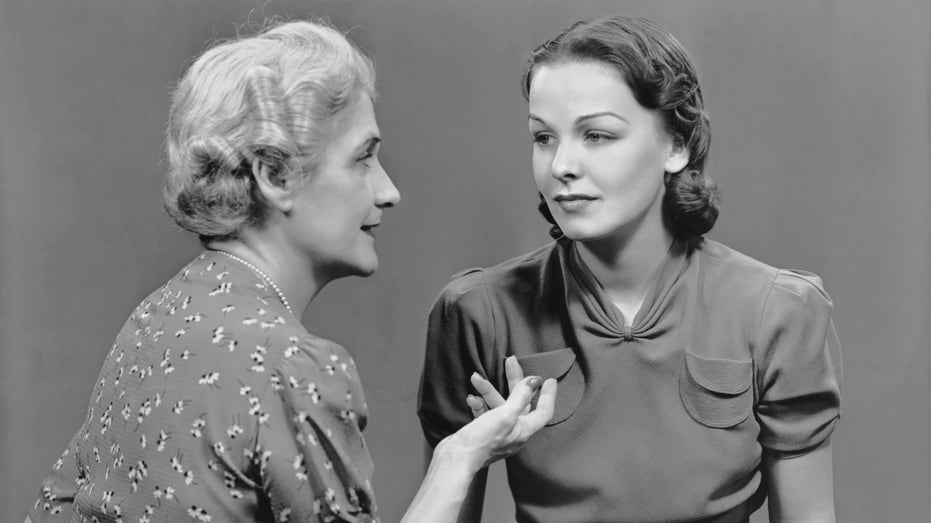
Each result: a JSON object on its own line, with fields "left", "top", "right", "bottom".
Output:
{"left": 550, "top": 141, "right": 581, "bottom": 182}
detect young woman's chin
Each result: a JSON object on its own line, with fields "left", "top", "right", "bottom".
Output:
{"left": 556, "top": 219, "right": 624, "bottom": 244}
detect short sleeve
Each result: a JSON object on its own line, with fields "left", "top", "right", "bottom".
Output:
{"left": 417, "top": 270, "right": 497, "bottom": 448}
{"left": 258, "top": 337, "right": 378, "bottom": 522}
{"left": 754, "top": 270, "right": 842, "bottom": 455}
{"left": 28, "top": 422, "right": 86, "bottom": 521}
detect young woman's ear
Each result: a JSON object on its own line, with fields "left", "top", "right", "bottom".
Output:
{"left": 664, "top": 141, "right": 690, "bottom": 175}
{"left": 252, "top": 158, "right": 294, "bottom": 213}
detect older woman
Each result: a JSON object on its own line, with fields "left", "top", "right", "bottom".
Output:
{"left": 28, "top": 20, "right": 555, "bottom": 523}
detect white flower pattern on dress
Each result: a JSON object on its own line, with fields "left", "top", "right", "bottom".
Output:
{"left": 29, "top": 252, "right": 378, "bottom": 522}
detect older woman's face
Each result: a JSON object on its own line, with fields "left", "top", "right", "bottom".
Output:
{"left": 289, "top": 90, "right": 400, "bottom": 279}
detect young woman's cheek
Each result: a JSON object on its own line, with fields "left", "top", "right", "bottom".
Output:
{"left": 532, "top": 151, "right": 552, "bottom": 190}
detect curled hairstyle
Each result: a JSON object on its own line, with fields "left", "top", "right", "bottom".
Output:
{"left": 163, "top": 19, "right": 376, "bottom": 243}
{"left": 522, "top": 14, "right": 719, "bottom": 238}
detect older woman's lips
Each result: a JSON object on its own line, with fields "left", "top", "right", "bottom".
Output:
{"left": 553, "top": 194, "right": 596, "bottom": 212}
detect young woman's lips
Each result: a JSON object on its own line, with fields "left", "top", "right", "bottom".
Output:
{"left": 553, "top": 194, "right": 597, "bottom": 212}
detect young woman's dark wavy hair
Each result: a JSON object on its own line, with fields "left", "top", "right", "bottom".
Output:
{"left": 521, "top": 14, "right": 719, "bottom": 239}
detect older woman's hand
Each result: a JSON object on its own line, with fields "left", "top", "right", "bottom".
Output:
{"left": 403, "top": 371, "right": 555, "bottom": 523}
{"left": 466, "top": 355, "right": 526, "bottom": 417}
{"left": 438, "top": 361, "right": 556, "bottom": 473}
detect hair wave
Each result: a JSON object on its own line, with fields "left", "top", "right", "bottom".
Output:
{"left": 522, "top": 14, "right": 719, "bottom": 237}
{"left": 163, "top": 19, "right": 376, "bottom": 243}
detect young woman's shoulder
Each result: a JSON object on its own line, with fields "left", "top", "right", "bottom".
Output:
{"left": 694, "top": 237, "right": 833, "bottom": 318}
{"left": 435, "top": 241, "right": 562, "bottom": 313}
{"left": 694, "top": 237, "right": 777, "bottom": 274}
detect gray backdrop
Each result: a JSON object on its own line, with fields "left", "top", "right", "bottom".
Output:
{"left": 1, "top": 1, "right": 928, "bottom": 521}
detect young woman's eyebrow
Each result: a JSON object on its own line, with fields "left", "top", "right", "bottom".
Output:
{"left": 527, "top": 112, "right": 629, "bottom": 125}
{"left": 575, "top": 111, "right": 628, "bottom": 124}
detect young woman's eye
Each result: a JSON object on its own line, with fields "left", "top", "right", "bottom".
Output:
{"left": 584, "top": 132, "right": 613, "bottom": 144}
{"left": 532, "top": 134, "right": 553, "bottom": 146}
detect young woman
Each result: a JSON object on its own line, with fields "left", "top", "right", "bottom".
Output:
{"left": 27, "top": 20, "right": 556, "bottom": 523}
{"left": 419, "top": 14, "right": 840, "bottom": 522}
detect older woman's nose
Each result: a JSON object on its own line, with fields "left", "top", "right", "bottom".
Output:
{"left": 374, "top": 164, "right": 400, "bottom": 208}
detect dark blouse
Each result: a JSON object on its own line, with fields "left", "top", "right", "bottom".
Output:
{"left": 418, "top": 236, "right": 841, "bottom": 523}
{"left": 30, "top": 251, "right": 378, "bottom": 523}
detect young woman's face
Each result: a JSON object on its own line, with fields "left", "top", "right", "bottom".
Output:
{"left": 528, "top": 61, "right": 687, "bottom": 244}
{"left": 290, "top": 89, "right": 400, "bottom": 279}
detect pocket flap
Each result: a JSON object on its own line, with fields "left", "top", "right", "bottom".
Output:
{"left": 684, "top": 351, "right": 752, "bottom": 395}
{"left": 517, "top": 347, "right": 576, "bottom": 380}
{"left": 516, "top": 348, "right": 582, "bottom": 426}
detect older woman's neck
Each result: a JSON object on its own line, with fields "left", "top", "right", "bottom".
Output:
{"left": 207, "top": 233, "right": 324, "bottom": 316}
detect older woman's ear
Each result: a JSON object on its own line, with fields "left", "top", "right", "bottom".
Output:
{"left": 252, "top": 158, "right": 295, "bottom": 213}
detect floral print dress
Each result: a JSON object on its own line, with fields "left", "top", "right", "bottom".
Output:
{"left": 30, "top": 251, "right": 378, "bottom": 522}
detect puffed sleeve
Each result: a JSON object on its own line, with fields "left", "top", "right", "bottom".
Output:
{"left": 28, "top": 422, "right": 86, "bottom": 521}
{"left": 418, "top": 269, "right": 497, "bottom": 448}
{"left": 257, "top": 336, "right": 378, "bottom": 522}
{"left": 754, "top": 270, "right": 842, "bottom": 455}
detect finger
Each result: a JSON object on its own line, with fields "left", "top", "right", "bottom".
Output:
{"left": 466, "top": 394, "right": 488, "bottom": 418}
{"left": 505, "top": 356, "right": 531, "bottom": 415}
{"left": 470, "top": 372, "right": 506, "bottom": 409}
{"left": 519, "top": 378, "right": 558, "bottom": 433}
{"left": 500, "top": 375, "right": 543, "bottom": 418}
{"left": 504, "top": 355, "right": 525, "bottom": 393}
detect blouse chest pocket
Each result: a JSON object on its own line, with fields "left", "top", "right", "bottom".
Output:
{"left": 679, "top": 350, "right": 754, "bottom": 428}
{"left": 517, "top": 348, "right": 584, "bottom": 426}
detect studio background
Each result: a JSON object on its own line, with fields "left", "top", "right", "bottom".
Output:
{"left": 1, "top": 1, "right": 928, "bottom": 521}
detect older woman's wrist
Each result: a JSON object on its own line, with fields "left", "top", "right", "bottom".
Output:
{"left": 402, "top": 436, "right": 482, "bottom": 522}
{"left": 433, "top": 434, "right": 486, "bottom": 478}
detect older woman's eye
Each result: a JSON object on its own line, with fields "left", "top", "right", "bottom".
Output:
{"left": 357, "top": 145, "right": 379, "bottom": 164}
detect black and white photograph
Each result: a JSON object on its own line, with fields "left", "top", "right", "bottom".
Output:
{"left": 1, "top": 1, "right": 928, "bottom": 521}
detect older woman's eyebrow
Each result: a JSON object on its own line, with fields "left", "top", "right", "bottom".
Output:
{"left": 357, "top": 135, "right": 382, "bottom": 153}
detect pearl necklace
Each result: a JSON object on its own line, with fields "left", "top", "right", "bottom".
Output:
{"left": 215, "top": 251, "right": 294, "bottom": 316}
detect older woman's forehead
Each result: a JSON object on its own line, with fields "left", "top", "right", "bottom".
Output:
{"left": 324, "top": 90, "right": 381, "bottom": 152}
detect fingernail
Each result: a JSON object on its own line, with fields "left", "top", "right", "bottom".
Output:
{"left": 527, "top": 376, "right": 542, "bottom": 389}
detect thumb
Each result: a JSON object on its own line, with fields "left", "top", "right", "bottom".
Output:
{"left": 503, "top": 375, "right": 542, "bottom": 415}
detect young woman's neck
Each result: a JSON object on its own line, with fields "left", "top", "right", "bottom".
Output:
{"left": 575, "top": 220, "right": 675, "bottom": 309}
{"left": 207, "top": 228, "right": 327, "bottom": 316}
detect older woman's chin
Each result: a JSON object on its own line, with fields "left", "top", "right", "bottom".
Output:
{"left": 356, "top": 262, "right": 379, "bottom": 277}
{"left": 348, "top": 252, "right": 380, "bottom": 278}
